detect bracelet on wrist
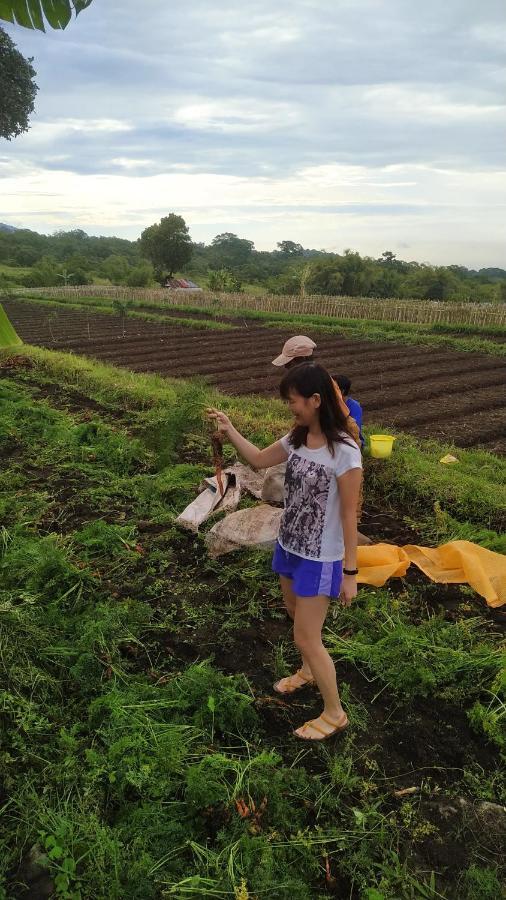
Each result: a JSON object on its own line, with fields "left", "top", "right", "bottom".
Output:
{"left": 343, "top": 567, "right": 358, "bottom": 576}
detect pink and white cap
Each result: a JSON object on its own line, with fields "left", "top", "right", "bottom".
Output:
{"left": 271, "top": 335, "right": 317, "bottom": 367}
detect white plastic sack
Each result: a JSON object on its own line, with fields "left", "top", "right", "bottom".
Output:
{"left": 176, "top": 474, "right": 230, "bottom": 532}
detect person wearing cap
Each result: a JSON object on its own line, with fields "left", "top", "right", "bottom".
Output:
{"left": 272, "top": 337, "right": 360, "bottom": 445}
{"left": 271, "top": 335, "right": 317, "bottom": 368}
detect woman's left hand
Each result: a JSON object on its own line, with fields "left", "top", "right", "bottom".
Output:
{"left": 340, "top": 574, "right": 357, "bottom": 606}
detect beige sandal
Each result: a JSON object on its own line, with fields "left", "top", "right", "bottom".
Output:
{"left": 293, "top": 712, "right": 349, "bottom": 741}
{"left": 273, "top": 668, "right": 315, "bottom": 695}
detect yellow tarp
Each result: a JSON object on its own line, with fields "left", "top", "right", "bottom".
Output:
{"left": 357, "top": 540, "right": 506, "bottom": 608}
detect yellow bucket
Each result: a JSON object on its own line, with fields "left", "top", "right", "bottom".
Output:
{"left": 370, "top": 434, "right": 395, "bottom": 459}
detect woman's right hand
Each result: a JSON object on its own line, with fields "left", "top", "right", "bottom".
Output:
{"left": 206, "top": 407, "right": 233, "bottom": 437}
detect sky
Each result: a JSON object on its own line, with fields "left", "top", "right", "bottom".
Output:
{"left": 1, "top": 0, "right": 505, "bottom": 267}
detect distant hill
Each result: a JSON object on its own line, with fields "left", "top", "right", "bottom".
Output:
{"left": 0, "top": 223, "right": 18, "bottom": 233}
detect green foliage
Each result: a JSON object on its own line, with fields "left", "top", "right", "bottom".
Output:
{"left": 136, "top": 378, "right": 210, "bottom": 467}
{"left": 327, "top": 590, "right": 503, "bottom": 701}
{"left": 0, "top": 302, "right": 21, "bottom": 346}
{"left": 207, "top": 268, "right": 242, "bottom": 292}
{"left": 99, "top": 253, "right": 131, "bottom": 284}
{"left": 139, "top": 214, "right": 193, "bottom": 279}
{"left": 71, "top": 419, "right": 144, "bottom": 473}
{"left": 415, "top": 502, "right": 506, "bottom": 554}
{"left": 0, "top": 26, "right": 38, "bottom": 139}
{"left": 0, "top": 347, "right": 504, "bottom": 899}
{"left": 22, "top": 254, "right": 61, "bottom": 287}
{"left": 468, "top": 671, "right": 506, "bottom": 753}
{"left": 210, "top": 232, "right": 254, "bottom": 270}
{"left": 0, "top": 0, "right": 94, "bottom": 31}
{"left": 364, "top": 432, "right": 506, "bottom": 532}
{"left": 126, "top": 262, "right": 153, "bottom": 287}
{"left": 460, "top": 864, "right": 504, "bottom": 900}
{"left": 72, "top": 520, "right": 139, "bottom": 558}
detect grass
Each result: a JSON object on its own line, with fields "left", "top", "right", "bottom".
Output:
{"left": 0, "top": 263, "right": 32, "bottom": 281}
{"left": 0, "top": 347, "right": 504, "bottom": 899}
{"left": 12, "top": 343, "right": 506, "bottom": 533}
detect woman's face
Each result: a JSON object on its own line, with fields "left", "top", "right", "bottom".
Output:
{"left": 286, "top": 389, "right": 321, "bottom": 426}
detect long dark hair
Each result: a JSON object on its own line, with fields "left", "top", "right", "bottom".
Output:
{"left": 279, "top": 362, "right": 354, "bottom": 453}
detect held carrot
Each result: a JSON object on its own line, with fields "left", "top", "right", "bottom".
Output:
{"left": 211, "top": 430, "right": 225, "bottom": 497}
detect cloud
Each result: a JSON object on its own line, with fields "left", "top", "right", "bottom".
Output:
{"left": 1, "top": 0, "right": 504, "bottom": 266}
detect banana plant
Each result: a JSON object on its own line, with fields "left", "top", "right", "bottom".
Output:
{"left": 0, "top": 304, "right": 21, "bottom": 348}
{"left": 0, "top": 0, "right": 93, "bottom": 31}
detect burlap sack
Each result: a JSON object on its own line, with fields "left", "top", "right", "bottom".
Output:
{"left": 205, "top": 504, "right": 282, "bottom": 557}
{"left": 261, "top": 463, "right": 286, "bottom": 505}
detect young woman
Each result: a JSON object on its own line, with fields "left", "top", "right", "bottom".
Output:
{"left": 207, "top": 363, "right": 362, "bottom": 741}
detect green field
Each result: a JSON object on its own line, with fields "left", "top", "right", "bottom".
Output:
{"left": 0, "top": 344, "right": 504, "bottom": 899}
{"left": 0, "top": 263, "right": 32, "bottom": 282}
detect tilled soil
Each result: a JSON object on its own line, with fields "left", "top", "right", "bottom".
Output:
{"left": 6, "top": 299, "right": 506, "bottom": 453}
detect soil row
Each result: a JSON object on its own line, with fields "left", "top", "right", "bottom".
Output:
{"left": 5, "top": 300, "right": 505, "bottom": 453}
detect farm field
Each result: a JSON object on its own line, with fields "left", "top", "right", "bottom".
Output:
{"left": 5, "top": 298, "right": 506, "bottom": 454}
{"left": 0, "top": 346, "right": 505, "bottom": 899}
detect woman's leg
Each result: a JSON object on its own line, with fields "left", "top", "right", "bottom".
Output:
{"left": 292, "top": 594, "right": 347, "bottom": 737}
{"left": 279, "top": 575, "right": 296, "bottom": 621}
{"left": 274, "top": 576, "right": 313, "bottom": 692}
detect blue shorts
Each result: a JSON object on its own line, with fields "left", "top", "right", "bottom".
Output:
{"left": 272, "top": 542, "right": 343, "bottom": 598}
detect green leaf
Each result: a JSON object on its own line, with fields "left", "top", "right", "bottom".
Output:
{"left": 0, "top": 1, "right": 16, "bottom": 24}
{"left": 74, "top": 0, "right": 93, "bottom": 13}
{"left": 7, "top": 0, "right": 34, "bottom": 27}
{"left": 42, "top": 0, "right": 71, "bottom": 30}
{"left": 27, "top": 0, "right": 45, "bottom": 29}
{"left": 0, "top": 0, "right": 94, "bottom": 30}
{"left": 55, "top": 873, "right": 70, "bottom": 892}
{"left": 0, "top": 305, "right": 22, "bottom": 348}
{"left": 48, "top": 843, "right": 64, "bottom": 860}
{"left": 62, "top": 856, "right": 77, "bottom": 875}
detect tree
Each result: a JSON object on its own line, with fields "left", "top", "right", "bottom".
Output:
{"left": 100, "top": 254, "right": 131, "bottom": 284}
{"left": 403, "top": 265, "right": 461, "bottom": 301}
{"left": 379, "top": 250, "right": 396, "bottom": 265}
{"left": 370, "top": 266, "right": 402, "bottom": 299}
{"left": 0, "top": 27, "right": 38, "bottom": 139}
{"left": 139, "top": 214, "right": 193, "bottom": 279}
{"left": 277, "top": 240, "right": 304, "bottom": 257}
{"left": 0, "top": 0, "right": 94, "bottom": 31}
{"left": 210, "top": 233, "right": 254, "bottom": 270}
{"left": 307, "top": 259, "right": 344, "bottom": 296}
{"left": 127, "top": 262, "right": 153, "bottom": 287}
{"left": 22, "top": 255, "right": 60, "bottom": 287}
{"left": 495, "top": 281, "right": 506, "bottom": 303}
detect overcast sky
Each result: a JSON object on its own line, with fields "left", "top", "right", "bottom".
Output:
{"left": 2, "top": 0, "right": 505, "bottom": 266}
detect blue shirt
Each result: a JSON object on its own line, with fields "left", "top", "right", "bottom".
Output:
{"left": 346, "top": 397, "right": 364, "bottom": 447}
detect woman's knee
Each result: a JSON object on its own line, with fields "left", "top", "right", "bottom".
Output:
{"left": 294, "top": 626, "right": 321, "bottom": 655}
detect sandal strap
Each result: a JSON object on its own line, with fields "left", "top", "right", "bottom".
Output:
{"left": 294, "top": 669, "right": 313, "bottom": 684}
{"left": 301, "top": 718, "right": 331, "bottom": 737}
{"left": 320, "top": 712, "right": 345, "bottom": 729}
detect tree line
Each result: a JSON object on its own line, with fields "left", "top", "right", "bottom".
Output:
{"left": 1, "top": 216, "right": 505, "bottom": 303}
